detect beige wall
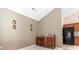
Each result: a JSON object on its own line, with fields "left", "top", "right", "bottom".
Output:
{"left": 0, "top": 8, "right": 38, "bottom": 50}
{"left": 38, "top": 8, "right": 62, "bottom": 47}
{"left": 0, "top": 8, "right": 62, "bottom": 49}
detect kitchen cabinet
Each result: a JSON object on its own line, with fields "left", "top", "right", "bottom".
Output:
{"left": 75, "top": 36, "right": 79, "bottom": 45}
{"left": 74, "top": 23, "right": 79, "bottom": 31}
{"left": 64, "top": 24, "right": 74, "bottom": 28}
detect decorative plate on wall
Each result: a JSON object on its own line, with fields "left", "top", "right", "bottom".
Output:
{"left": 30, "top": 24, "right": 33, "bottom": 31}
{"left": 12, "top": 20, "right": 16, "bottom": 29}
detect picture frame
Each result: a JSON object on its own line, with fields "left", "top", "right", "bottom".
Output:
{"left": 30, "top": 24, "right": 33, "bottom": 31}
{"left": 12, "top": 20, "right": 16, "bottom": 29}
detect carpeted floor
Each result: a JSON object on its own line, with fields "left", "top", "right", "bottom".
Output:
{"left": 19, "top": 45, "right": 63, "bottom": 50}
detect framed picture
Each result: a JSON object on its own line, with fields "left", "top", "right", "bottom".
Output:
{"left": 12, "top": 20, "right": 16, "bottom": 24}
{"left": 30, "top": 24, "right": 33, "bottom": 31}
{"left": 12, "top": 20, "right": 16, "bottom": 29}
{"left": 12, "top": 25, "right": 16, "bottom": 29}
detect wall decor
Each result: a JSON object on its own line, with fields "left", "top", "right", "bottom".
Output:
{"left": 12, "top": 20, "right": 16, "bottom": 24}
{"left": 12, "top": 20, "right": 16, "bottom": 29}
{"left": 30, "top": 24, "right": 33, "bottom": 31}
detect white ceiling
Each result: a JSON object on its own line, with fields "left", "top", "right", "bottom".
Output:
{"left": 62, "top": 8, "right": 79, "bottom": 17}
{"left": 8, "top": 8, "right": 54, "bottom": 21}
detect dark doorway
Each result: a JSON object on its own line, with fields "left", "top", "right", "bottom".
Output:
{"left": 63, "top": 27, "right": 74, "bottom": 45}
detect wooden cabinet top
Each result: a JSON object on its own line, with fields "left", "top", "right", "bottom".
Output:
{"left": 64, "top": 24, "right": 74, "bottom": 28}
{"left": 63, "top": 23, "right": 79, "bottom": 31}
{"left": 74, "top": 23, "right": 79, "bottom": 31}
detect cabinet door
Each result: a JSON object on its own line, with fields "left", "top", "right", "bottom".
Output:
{"left": 36, "top": 37, "right": 45, "bottom": 46}
{"left": 47, "top": 37, "right": 55, "bottom": 48}
{"left": 74, "top": 23, "right": 79, "bottom": 31}
{"left": 36, "top": 38, "right": 41, "bottom": 45}
{"left": 75, "top": 36, "right": 79, "bottom": 45}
